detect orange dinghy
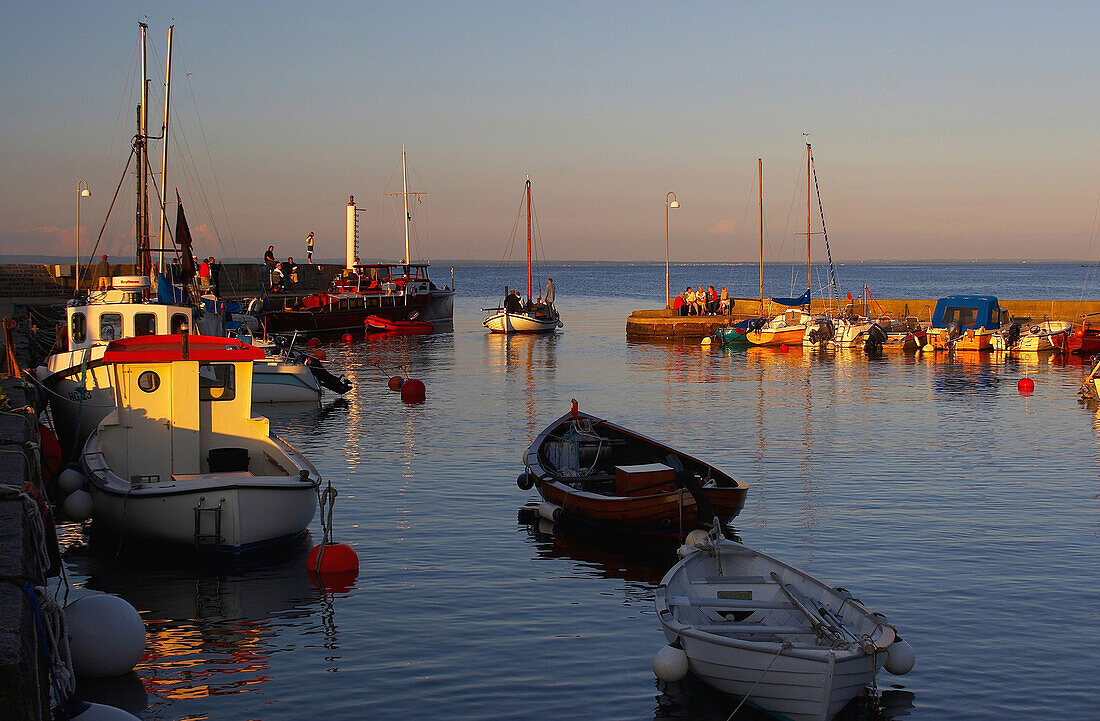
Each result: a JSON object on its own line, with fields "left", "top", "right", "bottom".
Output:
{"left": 520, "top": 405, "right": 748, "bottom": 535}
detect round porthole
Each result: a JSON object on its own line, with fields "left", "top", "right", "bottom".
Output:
{"left": 137, "top": 370, "right": 160, "bottom": 393}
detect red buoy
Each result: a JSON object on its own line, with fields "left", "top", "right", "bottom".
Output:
{"left": 313, "top": 349, "right": 327, "bottom": 361}
{"left": 342, "top": 333, "right": 353, "bottom": 343}
{"left": 780, "top": 344, "right": 789, "bottom": 353}
{"left": 387, "top": 376, "right": 404, "bottom": 391}
{"left": 1018, "top": 377, "right": 1035, "bottom": 394}
{"left": 401, "top": 378, "right": 426, "bottom": 404}
{"left": 307, "top": 541, "right": 359, "bottom": 574}
{"left": 307, "top": 337, "right": 321, "bottom": 347}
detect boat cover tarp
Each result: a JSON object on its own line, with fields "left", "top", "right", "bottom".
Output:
{"left": 156, "top": 273, "right": 187, "bottom": 304}
{"left": 770, "top": 289, "right": 811, "bottom": 307}
{"left": 931, "top": 295, "right": 1001, "bottom": 330}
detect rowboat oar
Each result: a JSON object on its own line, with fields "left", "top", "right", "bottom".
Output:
{"left": 769, "top": 572, "right": 845, "bottom": 646}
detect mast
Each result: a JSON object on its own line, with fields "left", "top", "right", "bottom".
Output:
{"left": 806, "top": 142, "right": 811, "bottom": 305}
{"left": 526, "top": 176, "right": 532, "bottom": 302}
{"left": 135, "top": 23, "right": 147, "bottom": 274}
{"left": 758, "top": 158, "right": 764, "bottom": 315}
{"left": 402, "top": 144, "right": 410, "bottom": 265}
{"left": 140, "top": 24, "right": 150, "bottom": 277}
{"left": 157, "top": 25, "right": 173, "bottom": 275}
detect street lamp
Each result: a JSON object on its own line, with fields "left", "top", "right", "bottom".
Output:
{"left": 76, "top": 179, "right": 91, "bottom": 292}
{"left": 665, "top": 191, "right": 679, "bottom": 309}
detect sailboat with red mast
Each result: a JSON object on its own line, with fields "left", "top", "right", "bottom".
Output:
{"left": 484, "top": 176, "right": 563, "bottom": 333}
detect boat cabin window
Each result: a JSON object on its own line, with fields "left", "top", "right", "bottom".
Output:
{"left": 198, "top": 363, "right": 235, "bottom": 401}
{"left": 134, "top": 313, "right": 157, "bottom": 336}
{"left": 137, "top": 370, "right": 160, "bottom": 393}
{"left": 99, "top": 313, "right": 123, "bottom": 341}
{"left": 942, "top": 306, "right": 977, "bottom": 327}
{"left": 170, "top": 313, "right": 189, "bottom": 334}
{"left": 70, "top": 313, "right": 87, "bottom": 345}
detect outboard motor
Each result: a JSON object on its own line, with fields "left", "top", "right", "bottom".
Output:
{"left": 946, "top": 321, "right": 962, "bottom": 340}
{"left": 1003, "top": 322, "right": 1022, "bottom": 349}
{"left": 817, "top": 318, "right": 835, "bottom": 343}
{"left": 865, "top": 323, "right": 888, "bottom": 354}
{"left": 748, "top": 317, "right": 767, "bottom": 332}
{"left": 304, "top": 356, "right": 352, "bottom": 394}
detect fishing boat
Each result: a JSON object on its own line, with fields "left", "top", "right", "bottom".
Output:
{"left": 1057, "top": 313, "right": 1100, "bottom": 355}
{"left": 263, "top": 148, "right": 455, "bottom": 333}
{"left": 925, "top": 295, "right": 1004, "bottom": 352}
{"left": 519, "top": 404, "right": 748, "bottom": 534}
{"left": 364, "top": 315, "right": 434, "bottom": 334}
{"left": 484, "top": 177, "right": 563, "bottom": 334}
{"left": 654, "top": 528, "right": 914, "bottom": 721}
{"left": 80, "top": 334, "right": 320, "bottom": 552}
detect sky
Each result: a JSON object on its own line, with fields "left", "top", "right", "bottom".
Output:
{"left": 1, "top": 1, "right": 1098, "bottom": 264}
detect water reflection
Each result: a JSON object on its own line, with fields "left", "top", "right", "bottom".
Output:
{"left": 485, "top": 331, "right": 559, "bottom": 433}
{"left": 654, "top": 674, "right": 916, "bottom": 721}
{"left": 64, "top": 541, "right": 322, "bottom": 715}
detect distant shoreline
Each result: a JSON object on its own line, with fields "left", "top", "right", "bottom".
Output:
{"left": 2, "top": 256, "right": 1096, "bottom": 267}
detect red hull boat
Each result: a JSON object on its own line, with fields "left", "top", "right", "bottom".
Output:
{"left": 365, "top": 315, "right": 434, "bottom": 334}
{"left": 520, "top": 406, "right": 748, "bottom": 535}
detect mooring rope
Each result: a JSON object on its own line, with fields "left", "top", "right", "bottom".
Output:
{"left": 725, "top": 640, "right": 792, "bottom": 720}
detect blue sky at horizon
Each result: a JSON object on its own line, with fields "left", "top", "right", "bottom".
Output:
{"left": 1, "top": 1, "right": 1098, "bottom": 264}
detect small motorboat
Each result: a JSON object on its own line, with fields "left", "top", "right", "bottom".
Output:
{"left": 654, "top": 528, "right": 915, "bottom": 721}
{"left": 364, "top": 315, "right": 434, "bottom": 334}
{"left": 80, "top": 334, "right": 320, "bottom": 552}
{"left": 864, "top": 316, "right": 926, "bottom": 353}
{"left": 714, "top": 318, "right": 765, "bottom": 346}
{"left": 520, "top": 404, "right": 748, "bottom": 534}
{"left": 998, "top": 320, "right": 1072, "bottom": 353}
{"left": 925, "top": 295, "right": 1004, "bottom": 352}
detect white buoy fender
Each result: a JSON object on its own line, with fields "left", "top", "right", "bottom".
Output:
{"left": 66, "top": 595, "right": 146, "bottom": 678}
{"left": 59, "top": 467, "right": 87, "bottom": 495}
{"left": 884, "top": 637, "right": 915, "bottom": 675}
{"left": 684, "top": 529, "right": 710, "bottom": 547}
{"left": 62, "top": 489, "right": 93, "bottom": 522}
{"left": 652, "top": 644, "right": 689, "bottom": 682}
{"left": 71, "top": 700, "right": 143, "bottom": 720}
{"left": 537, "top": 501, "right": 562, "bottom": 523}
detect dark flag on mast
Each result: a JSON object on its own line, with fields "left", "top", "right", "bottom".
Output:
{"left": 175, "top": 190, "right": 196, "bottom": 284}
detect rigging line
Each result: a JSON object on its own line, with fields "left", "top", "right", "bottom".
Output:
{"left": 182, "top": 62, "right": 240, "bottom": 264}
{"left": 727, "top": 172, "right": 759, "bottom": 297}
{"left": 775, "top": 152, "right": 804, "bottom": 266}
{"left": 809, "top": 151, "right": 841, "bottom": 307}
{"left": 1080, "top": 190, "right": 1100, "bottom": 302}
{"left": 83, "top": 148, "right": 136, "bottom": 278}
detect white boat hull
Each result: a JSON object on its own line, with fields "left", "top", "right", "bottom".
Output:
{"left": 1015, "top": 321, "right": 1072, "bottom": 353}
{"left": 484, "top": 310, "right": 561, "bottom": 333}
{"left": 829, "top": 320, "right": 873, "bottom": 349}
{"left": 83, "top": 432, "right": 318, "bottom": 552}
{"left": 251, "top": 359, "right": 321, "bottom": 402}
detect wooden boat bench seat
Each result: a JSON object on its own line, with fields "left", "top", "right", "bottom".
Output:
{"left": 668, "top": 595, "right": 796, "bottom": 610}
{"left": 693, "top": 575, "right": 768, "bottom": 585}
{"left": 690, "top": 623, "right": 812, "bottom": 635}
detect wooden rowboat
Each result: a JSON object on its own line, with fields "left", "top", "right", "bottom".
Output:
{"left": 654, "top": 529, "right": 914, "bottom": 721}
{"left": 520, "top": 406, "right": 748, "bottom": 534}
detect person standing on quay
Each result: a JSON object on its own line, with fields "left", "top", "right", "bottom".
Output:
{"left": 544, "top": 277, "right": 556, "bottom": 314}
{"left": 264, "top": 245, "right": 277, "bottom": 290}
{"left": 306, "top": 231, "right": 315, "bottom": 263}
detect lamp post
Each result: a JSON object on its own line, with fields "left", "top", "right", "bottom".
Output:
{"left": 665, "top": 191, "right": 679, "bottom": 309}
{"left": 76, "top": 179, "right": 91, "bottom": 292}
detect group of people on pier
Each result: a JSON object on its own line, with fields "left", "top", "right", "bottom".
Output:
{"left": 672, "top": 285, "right": 730, "bottom": 316}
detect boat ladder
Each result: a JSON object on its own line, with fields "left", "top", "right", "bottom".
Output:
{"left": 194, "top": 497, "right": 225, "bottom": 547}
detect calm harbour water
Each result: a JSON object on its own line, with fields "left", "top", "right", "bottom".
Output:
{"left": 59, "top": 264, "right": 1100, "bottom": 720}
